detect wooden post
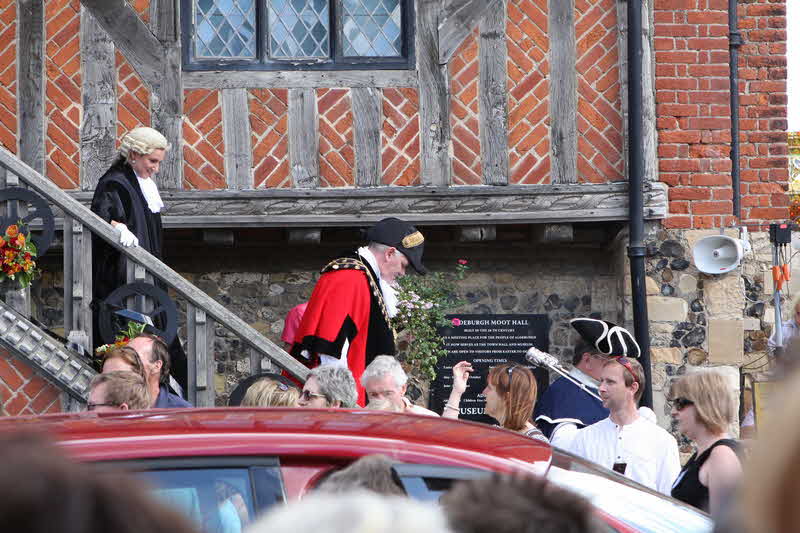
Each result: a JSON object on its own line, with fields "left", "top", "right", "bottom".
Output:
{"left": 548, "top": 0, "right": 577, "bottom": 184}
{"left": 288, "top": 88, "right": 320, "bottom": 188}
{"left": 65, "top": 219, "right": 92, "bottom": 353}
{"left": 479, "top": 1, "right": 510, "bottom": 185}
{"left": 352, "top": 88, "right": 382, "bottom": 187}
{"left": 80, "top": 7, "right": 117, "bottom": 190}
{"left": 222, "top": 88, "right": 254, "bottom": 190}
{"left": 416, "top": 0, "right": 451, "bottom": 186}
{"left": 18, "top": 0, "right": 45, "bottom": 176}
{"left": 188, "top": 305, "right": 215, "bottom": 407}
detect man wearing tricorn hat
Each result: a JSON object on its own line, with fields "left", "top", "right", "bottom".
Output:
{"left": 291, "top": 217, "right": 426, "bottom": 406}
{"left": 533, "top": 318, "right": 612, "bottom": 448}
{"left": 564, "top": 318, "right": 680, "bottom": 494}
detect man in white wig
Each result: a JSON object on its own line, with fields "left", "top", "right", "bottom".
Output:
{"left": 91, "top": 127, "right": 187, "bottom": 393}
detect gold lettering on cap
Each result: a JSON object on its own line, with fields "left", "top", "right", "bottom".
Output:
{"left": 402, "top": 231, "right": 424, "bottom": 248}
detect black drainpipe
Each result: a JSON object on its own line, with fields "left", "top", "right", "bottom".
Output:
{"left": 729, "top": 0, "right": 742, "bottom": 218}
{"left": 627, "top": 0, "right": 652, "bottom": 408}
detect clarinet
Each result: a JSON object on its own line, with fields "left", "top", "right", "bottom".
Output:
{"left": 525, "top": 347, "right": 602, "bottom": 402}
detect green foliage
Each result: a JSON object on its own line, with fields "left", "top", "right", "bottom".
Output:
{"left": 392, "top": 260, "right": 469, "bottom": 380}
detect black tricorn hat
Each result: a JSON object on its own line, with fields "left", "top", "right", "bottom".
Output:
{"left": 570, "top": 318, "right": 641, "bottom": 359}
{"left": 365, "top": 217, "right": 427, "bottom": 275}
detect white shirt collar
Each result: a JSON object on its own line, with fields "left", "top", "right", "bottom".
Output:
{"left": 358, "top": 246, "right": 398, "bottom": 318}
{"left": 134, "top": 171, "right": 164, "bottom": 214}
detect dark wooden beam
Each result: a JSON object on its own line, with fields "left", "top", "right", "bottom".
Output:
{"left": 288, "top": 88, "right": 319, "bottom": 188}
{"left": 80, "top": 8, "right": 117, "bottom": 190}
{"left": 18, "top": 0, "right": 45, "bottom": 175}
{"left": 79, "top": 0, "right": 164, "bottom": 87}
{"left": 417, "top": 0, "right": 451, "bottom": 186}
{"left": 438, "top": 0, "right": 499, "bottom": 64}
{"left": 460, "top": 225, "right": 497, "bottom": 242}
{"left": 549, "top": 0, "right": 577, "bottom": 184}
{"left": 479, "top": 3, "right": 509, "bottom": 185}
{"left": 352, "top": 88, "right": 382, "bottom": 187}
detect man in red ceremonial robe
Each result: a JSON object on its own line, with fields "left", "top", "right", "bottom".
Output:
{"left": 291, "top": 218, "right": 426, "bottom": 406}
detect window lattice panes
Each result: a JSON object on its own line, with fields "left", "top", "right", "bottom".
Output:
{"left": 342, "top": 0, "right": 402, "bottom": 57}
{"left": 268, "top": 0, "right": 330, "bottom": 59}
{"left": 194, "top": 0, "right": 257, "bottom": 58}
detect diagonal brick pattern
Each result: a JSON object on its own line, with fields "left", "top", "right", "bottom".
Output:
{"left": 127, "top": 0, "right": 150, "bottom": 25}
{"left": 45, "top": 0, "right": 82, "bottom": 189}
{"left": 317, "top": 88, "right": 355, "bottom": 187}
{"left": 381, "top": 88, "right": 420, "bottom": 186}
{"left": 575, "top": 0, "right": 623, "bottom": 183}
{"left": 449, "top": 30, "right": 482, "bottom": 185}
{"left": 249, "top": 89, "right": 290, "bottom": 188}
{"left": 0, "top": 347, "right": 62, "bottom": 416}
{"left": 183, "top": 89, "right": 227, "bottom": 189}
{"left": 0, "top": 0, "right": 16, "bottom": 154}
{"left": 507, "top": 0, "right": 550, "bottom": 184}
{"left": 116, "top": 51, "right": 151, "bottom": 145}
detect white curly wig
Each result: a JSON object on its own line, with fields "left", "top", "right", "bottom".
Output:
{"left": 119, "top": 127, "right": 170, "bottom": 161}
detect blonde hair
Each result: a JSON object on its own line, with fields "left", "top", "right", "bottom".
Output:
{"left": 89, "top": 371, "right": 151, "bottom": 410}
{"left": 241, "top": 378, "right": 299, "bottom": 407}
{"left": 119, "top": 127, "right": 170, "bottom": 161}
{"left": 669, "top": 369, "right": 735, "bottom": 434}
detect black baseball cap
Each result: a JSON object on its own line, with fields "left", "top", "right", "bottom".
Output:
{"left": 365, "top": 217, "right": 427, "bottom": 275}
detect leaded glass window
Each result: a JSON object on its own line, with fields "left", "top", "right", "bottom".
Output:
{"left": 183, "top": 0, "right": 413, "bottom": 70}
{"left": 194, "top": 0, "right": 257, "bottom": 58}
{"left": 342, "top": 0, "right": 402, "bottom": 57}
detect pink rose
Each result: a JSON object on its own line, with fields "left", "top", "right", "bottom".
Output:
{"left": 458, "top": 259, "right": 468, "bottom": 265}
{"left": 452, "top": 318, "right": 461, "bottom": 326}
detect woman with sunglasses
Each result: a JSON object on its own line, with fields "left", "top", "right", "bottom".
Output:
{"left": 240, "top": 377, "right": 300, "bottom": 407}
{"left": 669, "top": 370, "right": 742, "bottom": 514}
{"left": 443, "top": 361, "right": 547, "bottom": 442}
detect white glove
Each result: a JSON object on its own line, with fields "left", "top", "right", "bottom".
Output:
{"left": 114, "top": 223, "right": 139, "bottom": 247}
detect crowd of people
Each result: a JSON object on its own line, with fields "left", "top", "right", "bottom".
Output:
{"left": 25, "top": 125, "right": 766, "bottom": 531}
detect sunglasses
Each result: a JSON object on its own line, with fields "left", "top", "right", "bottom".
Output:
{"left": 673, "top": 397, "right": 694, "bottom": 411}
{"left": 87, "top": 402, "right": 119, "bottom": 411}
{"left": 300, "top": 390, "right": 327, "bottom": 402}
{"left": 616, "top": 357, "right": 638, "bottom": 384}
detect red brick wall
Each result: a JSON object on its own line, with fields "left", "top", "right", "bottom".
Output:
{"left": 128, "top": 0, "right": 150, "bottom": 24}
{"left": 381, "top": 88, "right": 420, "bottom": 186}
{"left": 117, "top": 52, "right": 151, "bottom": 144}
{"left": 656, "top": 0, "right": 787, "bottom": 229}
{"left": 506, "top": 0, "right": 550, "bottom": 184}
{"left": 45, "top": 0, "right": 81, "bottom": 189}
{"left": 0, "top": 347, "right": 63, "bottom": 416}
{"left": 249, "top": 89, "right": 290, "bottom": 188}
{"left": 0, "top": 0, "right": 16, "bottom": 154}
{"left": 449, "top": 30, "right": 482, "bottom": 185}
{"left": 317, "top": 88, "right": 355, "bottom": 187}
{"left": 183, "top": 89, "right": 227, "bottom": 189}
{"left": 575, "top": 0, "right": 623, "bottom": 183}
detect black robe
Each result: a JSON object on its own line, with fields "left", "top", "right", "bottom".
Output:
{"left": 90, "top": 160, "right": 187, "bottom": 391}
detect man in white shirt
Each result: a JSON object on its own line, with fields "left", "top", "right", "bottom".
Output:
{"left": 567, "top": 356, "right": 681, "bottom": 494}
{"left": 362, "top": 355, "right": 438, "bottom": 416}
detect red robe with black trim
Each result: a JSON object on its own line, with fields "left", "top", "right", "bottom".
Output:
{"left": 291, "top": 268, "right": 379, "bottom": 406}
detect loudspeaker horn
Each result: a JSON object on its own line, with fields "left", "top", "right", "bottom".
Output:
{"left": 692, "top": 234, "right": 748, "bottom": 274}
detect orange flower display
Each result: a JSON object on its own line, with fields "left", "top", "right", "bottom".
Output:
{"left": 0, "top": 223, "right": 39, "bottom": 288}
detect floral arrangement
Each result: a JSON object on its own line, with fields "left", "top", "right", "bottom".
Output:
{"left": 94, "top": 320, "right": 146, "bottom": 357}
{"left": 392, "top": 259, "right": 469, "bottom": 380}
{"left": 0, "top": 224, "right": 39, "bottom": 289}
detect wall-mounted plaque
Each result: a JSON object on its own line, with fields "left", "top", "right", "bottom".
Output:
{"left": 429, "top": 314, "right": 550, "bottom": 424}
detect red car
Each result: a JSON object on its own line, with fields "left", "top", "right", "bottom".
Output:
{"left": 0, "top": 408, "right": 711, "bottom": 533}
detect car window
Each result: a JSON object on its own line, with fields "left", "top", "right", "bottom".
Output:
{"left": 547, "top": 450, "right": 713, "bottom": 533}
{"left": 100, "top": 459, "right": 284, "bottom": 533}
{"left": 391, "top": 464, "right": 492, "bottom": 501}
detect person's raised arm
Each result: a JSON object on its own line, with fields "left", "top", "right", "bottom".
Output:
{"left": 442, "top": 361, "right": 473, "bottom": 419}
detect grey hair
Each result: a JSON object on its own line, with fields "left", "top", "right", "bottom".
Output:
{"left": 310, "top": 365, "right": 358, "bottom": 408}
{"left": 368, "top": 242, "right": 391, "bottom": 253}
{"left": 361, "top": 355, "right": 407, "bottom": 388}
{"left": 119, "top": 127, "right": 170, "bottom": 161}
{"left": 247, "top": 491, "right": 452, "bottom": 533}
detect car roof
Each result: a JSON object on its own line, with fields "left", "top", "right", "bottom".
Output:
{"left": 0, "top": 408, "right": 551, "bottom": 471}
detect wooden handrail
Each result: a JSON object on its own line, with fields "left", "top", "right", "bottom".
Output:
{"left": 0, "top": 146, "right": 309, "bottom": 381}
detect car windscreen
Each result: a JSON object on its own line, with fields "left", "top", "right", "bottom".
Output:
{"left": 547, "top": 451, "right": 713, "bottom": 533}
